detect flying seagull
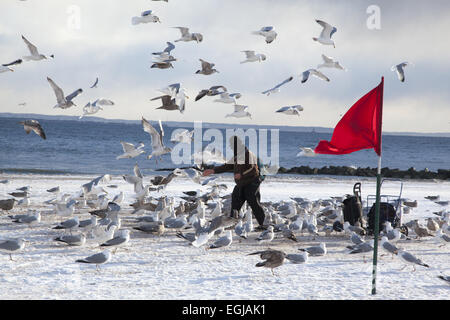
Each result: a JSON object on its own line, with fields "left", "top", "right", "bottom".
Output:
{"left": 47, "top": 77, "right": 83, "bottom": 109}
{"left": 252, "top": 26, "right": 277, "bottom": 44}
{"left": 90, "top": 77, "right": 99, "bottom": 88}
{"left": 317, "top": 54, "right": 346, "bottom": 70}
{"left": 195, "top": 86, "right": 227, "bottom": 101}
{"left": 132, "top": 10, "right": 161, "bottom": 25}
{"left": 240, "top": 51, "right": 266, "bottom": 64}
{"left": 116, "top": 141, "right": 146, "bottom": 159}
{"left": 276, "top": 105, "right": 303, "bottom": 116}
{"left": 312, "top": 20, "right": 337, "bottom": 48}
{"left": 225, "top": 104, "right": 252, "bottom": 119}
{"left": 18, "top": 120, "right": 46, "bottom": 140}
{"left": 142, "top": 117, "right": 172, "bottom": 162}
{"left": 391, "top": 62, "right": 411, "bottom": 82}
{"left": 79, "top": 102, "right": 103, "bottom": 119}
{"left": 195, "top": 59, "right": 219, "bottom": 75}
{"left": 300, "top": 69, "right": 330, "bottom": 83}
{"left": 152, "top": 42, "right": 175, "bottom": 56}
{"left": 151, "top": 62, "right": 174, "bottom": 69}
{"left": 21, "top": 35, "right": 54, "bottom": 61}
{"left": 262, "top": 76, "right": 293, "bottom": 96}
{"left": 173, "top": 27, "right": 203, "bottom": 43}
{"left": 1, "top": 59, "right": 22, "bottom": 73}
{"left": 151, "top": 95, "right": 181, "bottom": 112}
{"left": 213, "top": 92, "right": 242, "bottom": 104}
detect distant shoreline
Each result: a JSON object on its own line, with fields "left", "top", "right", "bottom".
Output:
{"left": 1, "top": 112, "right": 449, "bottom": 138}
{"left": 1, "top": 165, "right": 449, "bottom": 180}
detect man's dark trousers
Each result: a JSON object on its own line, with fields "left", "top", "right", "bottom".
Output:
{"left": 231, "top": 178, "right": 265, "bottom": 226}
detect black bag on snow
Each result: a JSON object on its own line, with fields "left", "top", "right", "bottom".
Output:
{"left": 367, "top": 202, "right": 398, "bottom": 233}
{"left": 343, "top": 196, "right": 362, "bottom": 226}
{"left": 343, "top": 182, "right": 363, "bottom": 226}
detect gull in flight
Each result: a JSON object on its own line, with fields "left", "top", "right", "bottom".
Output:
{"left": 79, "top": 99, "right": 113, "bottom": 119}
{"left": 153, "top": 42, "right": 175, "bottom": 56}
{"left": 142, "top": 117, "right": 172, "bottom": 162}
{"left": 276, "top": 105, "right": 303, "bottom": 116}
{"left": 262, "top": 76, "right": 293, "bottom": 96}
{"left": 297, "top": 147, "right": 317, "bottom": 157}
{"left": 226, "top": 104, "right": 252, "bottom": 119}
{"left": 132, "top": 10, "right": 161, "bottom": 25}
{"left": 79, "top": 102, "right": 102, "bottom": 119}
{"left": 18, "top": 120, "right": 46, "bottom": 140}
{"left": 173, "top": 27, "right": 203, "bottom": 43}
{"left": 151, "top": 62, "right": 174, "bottom": 69}
{"left": 1, "top": 59, "right": 22, "bottom": 73}
{"left": 116, "top": 141, "right": 146, "bottom": 159}
{"left": 93, "top": 98, "right": 114, "bottom": 106}
{"left": 312, "top": 20, "right": 337, "bottom": 48}
{"left": 150, "top": 168, "right": 184, "bottom": 187}
{"left": 151, "top": 95, "right": 180, "bottom": 111}
{"left": 152, "top": 42, "right": 176, "bottom": 63}
{"left": 151, "top": 93, "right": 187, "bottom": 113}
{"left": 300, "top": 69, "right": 330, "bottom": 83}
{"left": 213, "top": 92, "right": 242, "bottom": 104}
{"left": 158, "top": 83, "right": 181, "bottom": 98}
{"left": 21, "top": 35, "right": 54, "bottom": 61}
{"left": 240, "top": 51, "right": 266, "bottom": 64}
{"left": 47, "top": 77, "right": 83, "bottom": 109}
{"left": 90, "top": 77, "right": 99, "bottom": 88}
{"left": 195, "top": 85, "right": 227, "bottom": 101}
{"left": 171, "top": 129, "right": 194, "bottom": 144}
{"left": 252, "top": 26, "right": 277, "bottom": 44}
{"left": 391, "top": 62, "right": 411, "bottom": 83}
{"left": 317, "top": 54, "right": 346, "bottom": 70}
{"left": 196, "top": 59, "right": 219, "bottom": 75}
{"left": 192, "top": 148, "right": 226, "bottom": 165}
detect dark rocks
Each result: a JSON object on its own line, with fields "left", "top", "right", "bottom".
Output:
{"left": 277, "top": 166, "right": 450, "bottom": 180}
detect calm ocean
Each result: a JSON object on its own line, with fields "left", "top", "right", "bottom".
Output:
{"left": 1, "top": 117, "right": 449, "bottom": 176}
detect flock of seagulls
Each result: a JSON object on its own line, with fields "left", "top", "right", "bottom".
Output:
{"left": 2, "top": 1, "right": 440, "bottom": 294}
{"left": 1, "top": 167, "right": 448, "bottom": 279}
{"left": 6, "top": 4, "right": 412, "bottom": 146}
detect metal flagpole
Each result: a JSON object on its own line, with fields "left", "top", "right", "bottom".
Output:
{"left": 371, "top": 76, "right": 384, "bottom": 295}
{"left": 371, "top": 155, "right": 382, "bottom": 295}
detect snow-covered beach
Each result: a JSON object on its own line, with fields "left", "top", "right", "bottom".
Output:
{"left": 0, "top": 173, "right": 449, "bottom": 300}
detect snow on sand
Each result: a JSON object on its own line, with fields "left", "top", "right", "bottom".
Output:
{"left": 0, "top": 173, "right": 449, "bottom": 300}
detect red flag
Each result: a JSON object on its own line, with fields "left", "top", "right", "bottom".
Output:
{"left": 315, "top": 77, "right": 384, "bottom": 156}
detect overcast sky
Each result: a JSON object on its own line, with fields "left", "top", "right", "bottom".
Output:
{"left": 1, "top": 0, "right": 449, "bottom": 133}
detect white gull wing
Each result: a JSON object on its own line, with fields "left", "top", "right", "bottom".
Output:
{"left": 262, "top": 76, "right": 294, "bottom": 95}
{"left": 142, "top": 117, "right": 165, "bottom": 154}
{"left": 316, "top": 20, "right": 337, "bottom": 40}
{"left": 47, "top": 77, "right": 66, "bottom": 105}
{"left": 21, "top": 35, "right": 39, "bottom": 56}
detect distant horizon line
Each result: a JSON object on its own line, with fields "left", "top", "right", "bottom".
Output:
{"left": 1, "top": 112, "right": 450, "bottom": 138}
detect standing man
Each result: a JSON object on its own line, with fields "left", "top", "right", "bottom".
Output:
{"left": 202, "top": 136, "right": 267, "bottom": 231}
